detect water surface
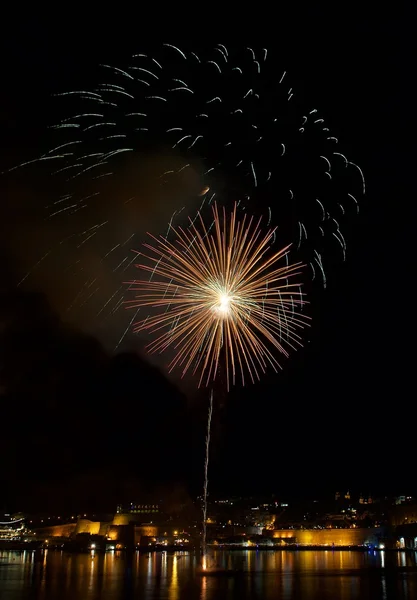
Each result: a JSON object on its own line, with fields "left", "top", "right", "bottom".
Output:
{"left": 1, "top": 549, "right": 417, "bottom": 599}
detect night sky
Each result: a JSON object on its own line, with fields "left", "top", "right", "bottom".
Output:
{"left": 0, "top": 14, "right": 414, "bottom": 513}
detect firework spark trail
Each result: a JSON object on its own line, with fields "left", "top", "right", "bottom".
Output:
{"left": 67, "top": 277, "right": 97, "bottom": 312}
{"left": 201, "top": 390, "right": 213, "bottom": 570}
{"left": 126, "top": 203, "right": 309, "bottom": 390}
{"left": 314, "top": 250, "right": 326, "bottom": 289}
{"left": 17, "top": 250, "right": 53, "bottom": 286}
{"left": 114, "top": 307, "right": 140, "bottom": 352}
{"left": 96, "top": 286, "right": 123, "bottom": 317}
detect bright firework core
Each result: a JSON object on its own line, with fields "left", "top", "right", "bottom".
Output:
{"left": 215, "top": 291, "right": 232, "bottom": 317}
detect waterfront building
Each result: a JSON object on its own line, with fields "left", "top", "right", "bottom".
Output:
{"left": 0, "top": 513, "right": 25, "bottom": 540}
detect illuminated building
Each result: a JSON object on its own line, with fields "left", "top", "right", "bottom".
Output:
{"left": 116, "top": 503, "right": 160, "bottom": 515}
{"left": 0, "top": 514, "right": 25, "bottom": 540}
{"left": 395, "top": 495, "right": 413, "bottom": 505}
{"left": 359, "top": 493, "right": 374, "bottom": 504}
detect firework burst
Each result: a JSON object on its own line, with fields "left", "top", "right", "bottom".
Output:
{"left": 5, "top": 43, "right": 362, "bottom": 352}
{"left": 37, "top": 43, "right": 363, "bottom": 276}
{"left": 126, "top": 203, "right": 310, "bottom": 390}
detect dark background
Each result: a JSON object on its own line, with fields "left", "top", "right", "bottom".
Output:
{"left": 0, "top": 12, "right": 414, "bottom": 512}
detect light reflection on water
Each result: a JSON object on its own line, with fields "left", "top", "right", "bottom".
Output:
{"left": 1, "top": 549, "right": 417, "bottom": 600}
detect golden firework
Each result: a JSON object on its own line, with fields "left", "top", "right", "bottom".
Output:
{"left": 126, "top": 203, "right": 309, "bottom": 389}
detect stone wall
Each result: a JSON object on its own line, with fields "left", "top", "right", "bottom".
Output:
{"left": 134, "top": 525, "right": 159, "bottom": 545}
{"left": 34, "top": 522, "right": 77, "bottom": 539}
{"left": 271, "top": 527, "right": 383, "bottom": 546}
{"left": 74, "top": 519, "right": 102, "bottom": 535}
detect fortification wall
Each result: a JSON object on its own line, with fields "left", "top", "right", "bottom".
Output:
{"left": 272, "top": 527, "right": 383, "bottom": 546}
{"left": 134, "top": 525, "right": 159, "bottom": 545}
{"left": 75, "top": 519, "right": 101, "bottom": 535}
{"left": 34, "top": 523, "right": 77, "bottom": 538}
